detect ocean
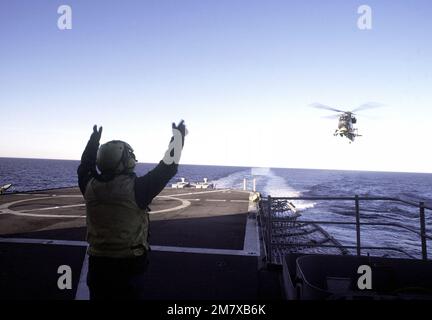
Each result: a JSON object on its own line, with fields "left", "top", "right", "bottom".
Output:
{"left": 1, "top": 157, "right": 431, "bottom": 258}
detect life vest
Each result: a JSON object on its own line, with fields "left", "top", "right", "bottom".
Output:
{"left": 84, "top": 174, "right": 149, "bottom": 258}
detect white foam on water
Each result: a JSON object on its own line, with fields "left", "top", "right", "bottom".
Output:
{"left": 250, "top": 167, "right": 271, "bottom": 176}
{"left": 261, "top": 169, "right": 315, "bottom": 210}
{"left": 212, "top": 167, "right": 315, "bottom": 210}
{"left": 211, "top": 169, "right": 252, "bottom": 189}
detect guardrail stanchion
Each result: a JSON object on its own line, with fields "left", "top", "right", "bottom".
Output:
{"left": 419, "top": 202, "right": 427, "bottom": 260}
{"left": 355, "top": 195, "right": 361, "bottom": 256}
{"left": 267, "top": 195, "right": 272, "bottom": 264}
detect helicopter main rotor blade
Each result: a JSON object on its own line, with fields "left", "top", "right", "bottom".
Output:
{"left": 310, "top": 103, "right": 345, "bottom": 113}
{"left": 321, "top": 114, "right": 340, "bottom": 119}
{"left": 351, "top": 102, "right": 384, "bottom": 113}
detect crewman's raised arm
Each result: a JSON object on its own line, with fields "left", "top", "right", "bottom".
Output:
{"left": 134, "top": 121, "right": 187, "bottom": 209}
{"left": 77, "top": 125, "right": 102, "bottom": 195}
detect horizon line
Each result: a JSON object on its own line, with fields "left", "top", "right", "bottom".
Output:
{"left": 0, "top": 156, "right": 431, "bottom": 175}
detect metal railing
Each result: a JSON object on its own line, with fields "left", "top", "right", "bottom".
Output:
{"left": 259, "top": 195, "right": 432, "bottom": 264}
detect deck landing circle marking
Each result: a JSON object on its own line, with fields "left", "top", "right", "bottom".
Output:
{"left": 0, "top": 195, "right": 191, "bottom": 218}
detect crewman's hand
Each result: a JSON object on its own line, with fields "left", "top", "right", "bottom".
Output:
{"left": 172, "top": 120, "right": 187, "bottom": 138}
{"left": 163, "top": 121, "right": 185, "bottom": 165}
{"left": 172, "top": 120, "right": 187, "bottom": 147}
{"left": 90, "top": 125, "right": 103, "bottom": 143}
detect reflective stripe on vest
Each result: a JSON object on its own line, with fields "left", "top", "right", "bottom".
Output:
{"left": 84, "top": 174, "right": 149, "bottom": 258}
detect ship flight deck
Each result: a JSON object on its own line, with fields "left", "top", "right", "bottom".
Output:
{"left": 0, "top": 187, "right": 283, "bottom": 300}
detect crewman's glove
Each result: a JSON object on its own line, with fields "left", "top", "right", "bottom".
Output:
{"left": 172, "top": 120, "right": 187, "bottom": 146}
{"left": 90, "top": 125, "right": 103, "bottom": 144}
{"left": 163, "top": 120, "right": 187, "bottom": 165}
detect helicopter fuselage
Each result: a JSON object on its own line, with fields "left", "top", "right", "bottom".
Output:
{"left": 335, "top": 113, "right": 358, "bottom": 142}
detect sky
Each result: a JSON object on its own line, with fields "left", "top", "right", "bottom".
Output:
{"left": 1, "top": 0, "right": 432, "bottom": 173}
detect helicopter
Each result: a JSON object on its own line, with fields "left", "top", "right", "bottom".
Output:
{"left": 311, "top": 102, "right": 382, "bottom": 143}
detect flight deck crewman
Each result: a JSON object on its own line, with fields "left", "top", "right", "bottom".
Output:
{"left": 77, "top": 121, "right": 187, "bottom": 300}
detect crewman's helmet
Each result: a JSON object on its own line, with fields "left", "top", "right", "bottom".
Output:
{"left": 96, "top": 140, "right": 137, "bottom": 174}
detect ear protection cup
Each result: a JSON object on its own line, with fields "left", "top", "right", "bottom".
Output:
{"left": 126, "top": 155, "right": 136, "bottom": 169}
{"left": 122, "top": 143, "right": 137, "bottom": 170}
